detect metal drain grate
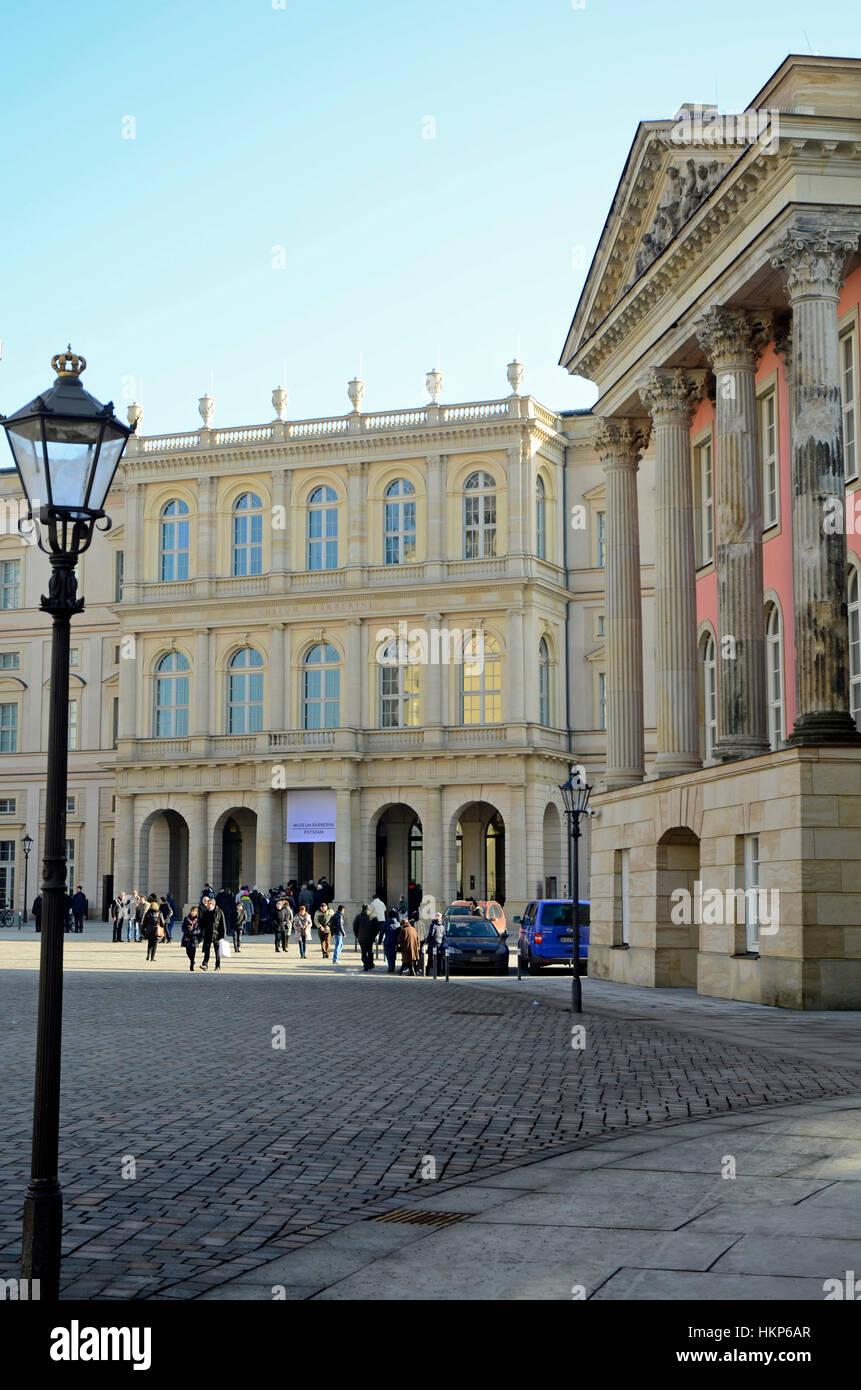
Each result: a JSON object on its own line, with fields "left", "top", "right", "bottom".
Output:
{"left": 370, "top": 1208, "right": 471, "bottom": 1229}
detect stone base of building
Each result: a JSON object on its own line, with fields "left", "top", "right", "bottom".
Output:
{"left": 589, "top": 746, "right": 861, "bottom": 1010}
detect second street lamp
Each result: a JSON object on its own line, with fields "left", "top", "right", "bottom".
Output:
{"left": 559, "top": 766, "right": 592, "bottom": 1014}
{"left": 1, "top": 347, "right": 133, "bottom": 1300}
{"left": 22, "top": 833, "right": 33, "bottom": 927}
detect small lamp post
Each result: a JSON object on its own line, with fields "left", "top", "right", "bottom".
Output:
{"left": 21, "top": 833, "right": 33, "bottom": 926}
{"left": 559, "top": 766, "right": 592, "bottom": 1014}
{"left": 1, "top": 347, "right": 133, "bottom": 1300}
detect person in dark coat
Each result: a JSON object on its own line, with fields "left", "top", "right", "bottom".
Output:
{"left": 141, "top": 895, "right": 164, "bottom": 962}
{"left": 166, "top": 891, "right": 178, "bottom": 922}
{"left": 273, "top": 895, "right": 293, "bottom": 953}
{"left": 215, "top": 888, "right": 235, "bottom": 930}
{"left": 159, "top": 896, "right": 174, "bottom": 942}
{"left": 110, "top": 893, "right": 124, "bottom": 942}
{"left": 382, "top": 912, "right": 401, "bottom": 973}
{"left": 355, "top": 906, "right": 377, "bottom": 972}
{"left": 71, "top": 886, "right": 87, "bottom": 933}
{"left": 424, "top": 913, "right": 446, "bottom": 976}
{"left": 63, "top": 891, "right": 74, "bottom": 933}
{"left": 297, "top": 881, "right": 315, "bottom": 913}
{"left": 181, "top": 907, "right": 200, "bottom": 971}
{"left": 232, "top": 895, "right": 247, "bottom": 953}
{"left": 408, "top": 880, "right": 422, "bottom": 917}
{"left": 199, "top": 895, "right": 226, "bottom": 971}
{"left": 32, "top": 895, "right": 42, "bottom": 932}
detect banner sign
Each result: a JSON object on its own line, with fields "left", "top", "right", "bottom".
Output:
{"left": 286, "top": 789, "right": 336, "bottom": 842}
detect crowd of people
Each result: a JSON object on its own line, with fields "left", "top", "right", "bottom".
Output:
{"left": 105, "top": 877, "right": 449, "bottom": 976}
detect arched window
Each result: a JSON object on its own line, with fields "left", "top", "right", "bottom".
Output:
{"left": 538, "top": 637, "right": 551, "bottom": 725}
{"left": 765, "top": 603, "right": 784, "bottom": 750}
{"left": 232, "top": 492, "right": 263, "bottom": 576}
{"left": 384, "top": 478, "right": 416, "bottom": 565}
{"left": 849, "top": 566, "right": 861, "bottom": 730}
{"left": 154, "top": 651, "right": 190, "bottom": 736}
{"left": 379, "top": 640, "right": 420, "bottom": 727}
{"left": 303, "top": 643, "right": 340, "bottom": 728}
{"left": 160, "top": 499, "right": 189, "bottom": 582}
{"left": 536, "top": 476, "right": 546, "bottom": 559}
{"left": 463, "top": 471, "right": 497, "bottom": 559}
{"left": 227, "top": 647, "right": 264, "bottom": 733}
{"left": 700, "top": 631, "right": 717, "bottom": 761}
{"left": 307, "top": 486, "right": 338, "bottom": 570}
{"left": 461, "top": 633, "right": 502, "bottom": 724}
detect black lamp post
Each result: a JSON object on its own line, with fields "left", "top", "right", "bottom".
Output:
{"left": 1, "top": 347, "right": 133, "bottom": 1300}
{"left": 21, "top": 833, "right": 33, "bottom": 926}
{"left": 559, "top": 766, "right": 592, "bottom": 1014}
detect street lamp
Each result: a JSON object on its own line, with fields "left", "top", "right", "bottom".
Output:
{"left": 1, "top": 347, "right": 133, "bottom": 1300}
{"left": 559, "top": 765, "right": 592, "bottom": 1014}
{"left": 21, "top": 833, "right": 33, "bottom": 926}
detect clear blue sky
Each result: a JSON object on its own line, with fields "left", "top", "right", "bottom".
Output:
{"left": 1, "top": 0, "right": 857, "bottom": 434}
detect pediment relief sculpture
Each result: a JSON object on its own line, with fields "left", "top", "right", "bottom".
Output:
{"left": 629, "top": 158, "right": 725, "bottom": 286}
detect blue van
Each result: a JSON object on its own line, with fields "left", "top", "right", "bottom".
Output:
{"left": 515, "top": 899, "right": 590, "bottom": 975}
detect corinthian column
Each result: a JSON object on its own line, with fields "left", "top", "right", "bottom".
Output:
{"left": 696, "top": 306, "right": 771, "bottom": 760}
{"left": 638, "top": 368, "right": 706, "bottom": 776}
{"left": 593, "top": 417, "right": 649, "bottom": 789}
{"left": 771, "top": 228, "right": 861, "bottom": 744}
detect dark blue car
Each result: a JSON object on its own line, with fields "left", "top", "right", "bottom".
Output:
{"left": 515, "top": 899, "right": 590, "bottom": 975}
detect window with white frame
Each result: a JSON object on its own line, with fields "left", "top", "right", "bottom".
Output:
{"left": 112, "top": 697, "right": 119, "bottom": 750}
{"left": 850, "top": 566, "right": 861, "bottom": 731}
{"left": 114, "top": 550, "right": 124, "bottom": 602}
{"left": 67, "top": 699, "right": 78, "bottom": 751}
{"left": 0, "top": 798, "right": 16, "bottom": 814}
{"left": 463, "top": 472, "right": 497, "bottom": 559}
{"left": 620, "top": 848, "right": 630, "bottom": 946}
{"left": 66, "top": 796, "right": 76, "bottom": 815}
{"left": 154, "top": 651, "right": 190, "bottom": 736}
{"left": 538, "top": 638, "right": 551, "bottom": 725}
{"left": 66, "top": 839, "right": 75, "bottom": 869}
{"left": 697, "top": 437, "right": 714, "bottom": 565}
{"left": 0, "top": 652, "right": 20, "bottom": 670}
{"left": 227, "top": 647, "right": 264, "bottom": 733}
{"left": 307, "top": 486, "right": 338, "bottom": 570}
{"left": 598, "top": 671, "right": 606, "bottom": 730}
{"left": 69, "top": 648, "right": 80, "bottom": 668}
{"left": 0, "top": 702, "right": 18, "bottom": 753}
{"left": 744, "top": 833, "right": 761, "bottom": 953}
{"left": 765, "top": 603, "right": 784, "bottom": 749}
{"left": 159, "top": 500, "right": 190, "bottom": 582}
{"left": 303, "top": 643, "right": 340, "bottom": 729}
{"left": 1, "top": 559, "right": 21, "bottom": 610}
{"left": 0, "top": 841, "right": 14, "bottom": 911}
{"left": 232, "top": 493, "right": 264, "bottom": 576}
{"left": 379, "top": 642, "right": 420, "bottom": 727}
{"left": 461, "top": 634, "right": 502, "bottom": 724}
{"left": 700, "top": 631, "right": 717, "bottom": 761}
{"left": 383, "top": 479, "right": 416, "bottom": 565}
{"left": 596, "top": 511, "right": 606, "bottom": 568}
{"left": 759, "top": 388, "right": 779, "bottom": 529}
{"left": 536, "top": 476, "right": 546, "bottom": 559}
{"left": 841, "top": 326, "right": 858, "bottom": 482}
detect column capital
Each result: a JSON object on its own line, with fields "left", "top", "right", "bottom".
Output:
{"left": 346, "top": 457, "right": 368, "bottom": 477}
{"left": 637, "top": 367, "right": 706, "bottom": 424}
{"left": 770, "top": 228, "right": 859, "bottom": 302}
{"left": 773, "top": 312, "right": 793, "bottom": 378}
{"left": 593, "top": 417, "right": 650, "bottom": 466}
{"left": 695, "top": 306, "right": 772, "bottom": 371}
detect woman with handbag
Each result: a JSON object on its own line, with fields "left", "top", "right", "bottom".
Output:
{"left": 142, "top": 895, "right": 165, "bottom": 963}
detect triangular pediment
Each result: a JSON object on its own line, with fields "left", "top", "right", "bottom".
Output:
{"left": 560, "top": 117, "right": 738, "bottom": 370}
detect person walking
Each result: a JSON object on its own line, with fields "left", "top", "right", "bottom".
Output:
{"left": 181, "top": 906, "right": 200, "bottom": 971}
{"left": 330, "top": 904, "right": 346, "bottom": 964}
{"left": 397, "top": 893, "right": 408, "bottom": 918}
{"left": 297, "top": 881, "right": 315, "bottom": 913}
{"left": 355, "top": 905, "right": 377, "bottom": 972}
{"left": 314, "top": 902, "right": 334, "bottom": 958}
{"left": 166, "top": 891, "right": 178, "bottom": 924}
{"left": 424, "top": 912, "right": 446, "bottom": 976}
{"left": 32, "top": 894, "right": 42, "bottom": 933}
{"left": 133, "top": 891, "right": 146, "bottom": 943}
{"left": 109, "top": 892, "right": 123, "bottom": 942}
{"left": 369, "top": 892, "right": 386, "bottom": 930}
{"left": 232, "top": 894, "right": 247, "bottom": 953}
{"left": 382, "top": 911, "right": 401, "bottom": 973}
{"left": 216, "top": 887, "right": 235, "bottom": 933}
{"left": 273, "top": 894, "right": 293, "bottom": 953}
{"left": 199, "top": 894, "right": 226, "bottom": 971}
{"left": 142, "top": 895, "right": 165, "bottom": 962}
{"left": 71, "top": 885, "right": 88, "bottom": 933}
{"left": 294, "top": 904, "right": 311, "bottom": 959}
{"left": 159, "top": 896, "right": 174, "bottom": 943}
{"left": 398, "top": 916, "right": 420, "bottom": 976}
{"left": 63, "top": 891, "right": 74, "bottom": 933}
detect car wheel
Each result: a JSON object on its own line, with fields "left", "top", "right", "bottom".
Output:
{"left": 527, "top": 953, "right": 541, "bottom": 976}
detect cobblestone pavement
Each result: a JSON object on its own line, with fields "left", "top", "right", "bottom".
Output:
{"left": 1, "top": 934, "right": 860, "bottom": 1299}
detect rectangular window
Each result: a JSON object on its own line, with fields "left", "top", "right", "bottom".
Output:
{"left": 1, "top": 559, "right": 21, "bottom": 610}
{"left": 841, "top": 328, "right": 858, "bottom": 483}
{"left": 697, "top": 438, "right": 714, "bottom": 565}
{"left": 112, "top": 697, "right": 119, "bottom": 750}
{"left": 68, "top": 701, "right": 78, "bottom": 751}
{"left": 66, "top": 796, "right": 76, "bottom": 815}
{"left": 113, "top": 644, "right": 120, "bottom": 665}
{"left": 69, "top": 648, "right": 80, "bottom": 668}
{"left": 596, "top": 511, "right": 606, "bottom": 568}
{"left": 744, "top": 833, "right": 760, "bottom": 954}
{"left": 0, "top": 798, "right": 16, "bottom": 814}
{"left": 0, "top": 703, "right": 18, "bottom": 753}
{"left": 759, "top": 388, "right": 779, "bottom": 529}
{"left": 596, "top": 613, "right": 605, "bottom": 637}
{"left": 598, "top": 671, "right": 606, "bottom": 731}
{"left": 66, "top": 839, "right": 75, "bottom": 866}
{"left": 0, "top": 840, "right": 15, "bottom": 912}
{"left": 115, "top": 550, "right": 124, "bottom": 602}
{"left": 0, "top": 652, "right": 20, "bottom": 670}
{"left": 620, "top": 848, "right": 630, "bottom": 946}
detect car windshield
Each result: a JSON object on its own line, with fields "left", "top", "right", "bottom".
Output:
{"left": 446, "top": 905, "right": 473, "bottom": 915}
{"left": 446, "top": 920, "right": 499, "bottom": 939}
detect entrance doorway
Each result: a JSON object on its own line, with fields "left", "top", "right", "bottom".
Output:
{"left": 222, "top": 818, "right": 242, "bottom": 893}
